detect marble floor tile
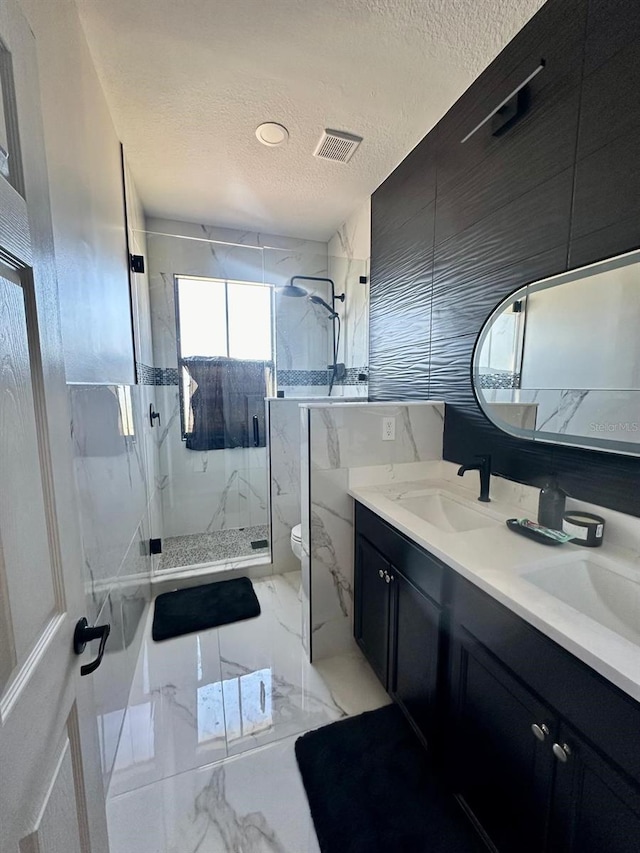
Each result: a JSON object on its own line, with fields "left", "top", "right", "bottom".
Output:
{"left": 107, "top": 735, "right": 321, "bottom": 853}
{"left": 108, "top": 572, "right": 388, "bottom": 852}
{"left": 211, "top": 574, "right": 346, "bottom": 757}
{"left": 109, "top": 573, "right": 387, "bottom": 797}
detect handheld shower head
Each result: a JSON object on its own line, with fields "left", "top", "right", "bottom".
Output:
{"left": 309, "top": 294, "right": 338, "bottom": 318}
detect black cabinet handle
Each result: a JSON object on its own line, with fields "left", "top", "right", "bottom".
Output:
{"left": 149, "top": 404, "right": 161, "bottom": 427}
{"left": 253, "top": 415, "right": 260, "bottom": 447}
{"left": 73, "top": 617, "right": 111, "bottom": 676}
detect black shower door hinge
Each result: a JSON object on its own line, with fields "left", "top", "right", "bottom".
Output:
{"left": 130, "top": 254, "right": 145, "bottom": 273}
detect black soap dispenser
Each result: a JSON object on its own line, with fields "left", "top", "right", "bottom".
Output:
{"left": 538, "top": 477, "right": 566, "bottom": 531}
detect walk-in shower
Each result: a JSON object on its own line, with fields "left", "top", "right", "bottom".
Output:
{"left": 145, "top": 225, "right": 347, "bottom": 577}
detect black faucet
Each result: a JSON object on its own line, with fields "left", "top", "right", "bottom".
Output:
{"left": 457, "top": 454, "right": 492, "bottom": 502}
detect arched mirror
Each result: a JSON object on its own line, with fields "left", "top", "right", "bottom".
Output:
{"left": 472, "top": 250, "right": 640, "bottom": 456}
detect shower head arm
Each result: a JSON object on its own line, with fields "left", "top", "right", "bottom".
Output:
{"left": 289, "top": 276, "right": 344, "bottom": 307}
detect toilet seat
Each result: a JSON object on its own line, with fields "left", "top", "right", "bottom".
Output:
{"left": 291, "top": 523, "right": 302, "bottom": 542}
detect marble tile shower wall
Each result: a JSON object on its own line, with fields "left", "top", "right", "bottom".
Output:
{"left": 300, "top": 402, "right": 445, "bottom": 660}
{"left": 327, "top": 198, "right": 371, "bottom": 398}
{"left": 146, "top": 218, "right": 330, "bottom": 542}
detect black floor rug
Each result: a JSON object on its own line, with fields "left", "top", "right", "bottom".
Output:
{"left": 295, "top": 704, "right": 487, "bottom": 853}
{"left": 152, "top": 576, "right": 261, "bottom": 641}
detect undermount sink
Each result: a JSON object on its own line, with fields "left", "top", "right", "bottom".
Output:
{"left": 523, "top": 556, "right": 640, "bottom": 646}
{"left": 395, "top": 491, "right": 500, "bottom": 534}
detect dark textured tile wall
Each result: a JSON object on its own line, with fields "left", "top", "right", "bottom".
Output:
{"left": 368, "top": 0, "right": 640, "bottom": 516}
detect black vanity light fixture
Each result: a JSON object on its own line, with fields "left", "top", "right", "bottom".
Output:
{"left": 460, "top": 60, "right": 545, "bottom": 143}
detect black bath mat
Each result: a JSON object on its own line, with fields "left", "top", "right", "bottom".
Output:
{"left": 152, "top": 577, "right": 260, "bottom": 641}
{"left": 295, "top": 704, "right": 486, "bottom": 853}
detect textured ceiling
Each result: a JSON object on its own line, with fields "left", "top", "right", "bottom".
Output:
{"left": 75, "top": 0, "right": 545, "bottom": 240}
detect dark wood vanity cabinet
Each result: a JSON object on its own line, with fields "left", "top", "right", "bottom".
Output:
{"left": 354, "top": 503, "right": 444, "bottom": 746}
{"left": 450, "top": 576, "right": 640, "bottom": 853}
{"left": 353, "top": 502, "right": 640, "bottom": 853}
{"left": 449, "top": 625, "right": 555, "bottom": 853}
{"left": 549, "top": 720, "right": 640, "bottom": 853}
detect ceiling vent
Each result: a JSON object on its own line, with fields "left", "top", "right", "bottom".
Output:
{"left": 314, "top": 129, "right": 362, "bottom": 163}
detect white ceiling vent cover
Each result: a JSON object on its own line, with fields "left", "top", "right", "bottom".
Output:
{"left": 314, "top": 129, "right": 362, "bottom": 163}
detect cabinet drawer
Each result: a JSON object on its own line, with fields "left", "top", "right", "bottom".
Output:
{"left": 355, "top": 502, "right": 446, "bottom": 605}
{"left": 454, "top": 575, "right": 640, "bottom": 782}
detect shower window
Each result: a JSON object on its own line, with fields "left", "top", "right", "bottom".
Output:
{"left": 175, "top": 276, "right": 273, "bottom": 439}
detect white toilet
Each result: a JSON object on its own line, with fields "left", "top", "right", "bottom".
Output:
{"left": 290, "top": 523, "right": 303, "bottom": 561}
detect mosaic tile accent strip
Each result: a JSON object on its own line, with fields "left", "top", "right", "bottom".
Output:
{"left": 155, "top": 367, "right": 180, "bottom": 386}
{"left": 277, "top": 367, "right": 369, "bottom": 387}
{"left": 135, "top": 363, "right": 180, "bottom": 385}
{"left": 135, "top": 361, "right": 157, "bottom": 385}
{"left": 277, "top": 369, "right": 331, "bottom": 387}
{"left": 144, "top": 365, "right": 370, "bottom": 388}
{"left": 477, "top": 371, "right": 521, "bottom": 389}
{"left": 341, "top": 367, "right": 369, "bottom": 385}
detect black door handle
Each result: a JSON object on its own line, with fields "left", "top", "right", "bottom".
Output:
{"left": 149, "top": 404, "right": 161, "bottom": 427}
{"left": 253, "top": 415, "right": 260, "bottom": 447}
{"left": 73, "top": 618, "right": 111, "bottom": 676}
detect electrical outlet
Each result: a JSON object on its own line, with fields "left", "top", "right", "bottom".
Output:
{"left": 382, "top": 416, "right": 396, "bottom": 441}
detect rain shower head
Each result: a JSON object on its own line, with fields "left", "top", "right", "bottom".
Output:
{"left": 309, "top": 294, "right": 339, "bottom": 318}
{"left": 279, "top": 282, "right": 308, "bottom": 297}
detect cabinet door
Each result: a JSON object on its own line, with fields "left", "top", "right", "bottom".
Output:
{"left": 549, "top": 722, "right": 640, "bottom": 853}
{"left": 389, "top": 571, "right": 441, "bottom": 747}
{"left": 354, "top": 535, "right": 391, "bottom": 688}
{"left": 450, "top": 627, "right": 555, "bottom": 853}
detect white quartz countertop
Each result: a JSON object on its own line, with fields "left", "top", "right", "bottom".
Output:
{"left": 348, "top": 468, "right": 640, "bottom": 704}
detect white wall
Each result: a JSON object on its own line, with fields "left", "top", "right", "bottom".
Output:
{"left": 19, "top": 0, "right": 155, "bottom": 793}
{"left": 522, "top": 266, "right": 640, "bottom": 391}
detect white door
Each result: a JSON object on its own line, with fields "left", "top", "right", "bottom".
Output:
{"left": 0, "top": 1, "right": 109, "bottom": 851}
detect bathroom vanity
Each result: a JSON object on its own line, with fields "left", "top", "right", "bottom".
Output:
{"left": 351, "top": 477, "right": 640, "bottom": 853}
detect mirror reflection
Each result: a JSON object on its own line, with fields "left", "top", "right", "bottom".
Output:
{"left": 473, "top": 250, "right": 640, "bottom": 456}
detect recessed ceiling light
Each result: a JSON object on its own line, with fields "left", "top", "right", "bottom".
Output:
{"left": 255, "top": 122, "right": 289, "bottom": 147}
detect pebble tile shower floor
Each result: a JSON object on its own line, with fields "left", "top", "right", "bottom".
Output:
{"left": 158, "top": 525, "right": 270, "bottom": 571}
